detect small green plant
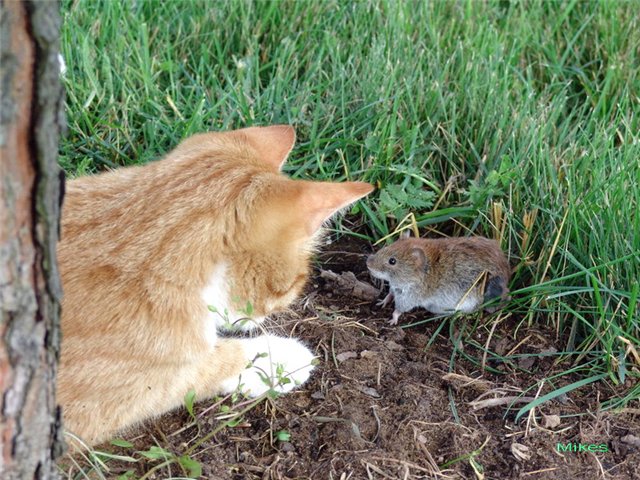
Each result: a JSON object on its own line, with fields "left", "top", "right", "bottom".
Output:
{"left": 206, "top": 304, "right": 231, "bottom": 327}
{"left": 136, "top": 445, "right": 202, "bottom": 480}
{"left": 208, "top": 300, "right": 257, "bottom": 330}
{"left": 380, "top": 182, "right": 435, "bottom": 220}
{"left": 467, "top": 155, "right": 517, "bottom": 208}
{"left": 439, "top": 436, "right": 490, "bottom": 480}
{"left": 374, "top": 165, "right": 437, "bottom": 230}
{"left": 59, "top": 434, "right": 203, "bottom": 480}
{"left": 275, "top": 430, "right": 291, "bottom": 442}
{"left": 184, "top": 388, "right": 197, "bottom": 421}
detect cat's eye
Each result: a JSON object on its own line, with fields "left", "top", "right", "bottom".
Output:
{"left": 388, "top": 257, "right": 397, "bottom": 265}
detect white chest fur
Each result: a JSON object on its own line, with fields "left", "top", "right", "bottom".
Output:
{"left": 201, "top": 263, "right": 231, "bottom": 328}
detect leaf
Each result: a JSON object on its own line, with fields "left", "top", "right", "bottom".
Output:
{"left": 117, "top": 471, "right": 136, "bottom": 480}
{"left": 469, "top": 457, "right": 485, "bottom": 480}
{"left": 617, "top": 349, "right": 627, "bottom": 383}
{"left": 379, "top": 188, "right": 398, "bottom": 213}
{"left": 111, "top": 438, "right": 134, "bottom": 448}
{"left": 138, "top": 445, "right": 172, "bottom": 460}
{"left": 514, "top": 373, "right": 607, "bottom": 422}
{"left": 405, "top": 195, "right": 433, "bottom": 209}
{"left": 184, "top": 388, "right": 196, "bottom": 419}
{"left": 257, "top": 371, "right": 270, "bottom": 386}
{"left": 276, "top": 430, "right": 291, "bottom": 442}
{"left": 364, "top": 132, "right": 378, "bottom": 151}
{"left": 178, "top": 454, "right": 202, "bottom": 478}
{"left": 380, "top": 182, "right": 434, "bottom": 216}
{"left": 404, "top": 184, "right": 435, "bottom": 209}
{"left": 266, "top": 389, "right": 280, "bottom": 400}
{"left": 542, "top": 414, "right": 561, "bottom": 429}
{"left": 93, "top": 451, "right": 137, "bottom": 462}
{"left": 227, "top": 417, "right": 243, "bottom": 427}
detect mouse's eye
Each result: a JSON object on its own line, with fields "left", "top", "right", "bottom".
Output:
{"left": 388, "top": 257, "right": 397, "bottom": 265}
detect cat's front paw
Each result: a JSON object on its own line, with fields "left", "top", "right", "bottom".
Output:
{"left": 222, "top": 335, "right": 315, "bottom": 396}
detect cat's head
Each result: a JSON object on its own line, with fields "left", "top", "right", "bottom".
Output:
{"left": 200, "top": 126, "right": 373, "bottom": 328}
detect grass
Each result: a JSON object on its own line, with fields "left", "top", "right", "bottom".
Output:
{"left": 59, "top": 0, "right": 639, "bottom": 475}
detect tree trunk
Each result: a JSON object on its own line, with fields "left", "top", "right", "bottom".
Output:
{"left": 0, "top": 1, "right": 65, "bottom": 478}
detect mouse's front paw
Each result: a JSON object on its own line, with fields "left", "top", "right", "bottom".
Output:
{"left": 377, "top": 292, "right": 394, "bottom": 308}
{"left": 222, "top": 335, "right": 316, "bottom": 397}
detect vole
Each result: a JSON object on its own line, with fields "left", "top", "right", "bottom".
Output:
{"left": 367, "top": 235, "right": 510, "bottom": 325}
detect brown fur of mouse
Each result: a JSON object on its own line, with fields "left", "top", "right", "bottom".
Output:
{"left": 367, "top": 236, "right": 510, "bottom": 324}
{"left": 57, "top": 125, "right": 373, "bottom": 448}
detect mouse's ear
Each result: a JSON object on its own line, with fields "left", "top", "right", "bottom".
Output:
{"left": 235, "top": 125, "right": 296, "bottom": 171}
{"left": 411, "top": 248, "right": 428, "bottom": 272}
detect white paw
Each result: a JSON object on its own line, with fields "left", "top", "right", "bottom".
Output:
{"left": 387, "top": 310, "right": 402, "bottom": 326}
{"left": 221, "top": 335, "right": 315, "bottom": 397}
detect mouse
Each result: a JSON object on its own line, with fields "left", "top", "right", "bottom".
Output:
{"left": 366, "top": 234, "right": 510, "bottom": 325}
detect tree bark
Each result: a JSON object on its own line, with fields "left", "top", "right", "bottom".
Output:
{"left": 0, "top": 1, "right": 65, "bottom": 478}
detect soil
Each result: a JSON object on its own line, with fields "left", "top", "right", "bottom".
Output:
{"left": 64, "top": 236, "right": 640, "bottom": 480}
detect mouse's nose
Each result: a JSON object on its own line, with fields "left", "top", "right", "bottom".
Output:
{"left": 366, "top": 254, "right": 373, "bottom": 267}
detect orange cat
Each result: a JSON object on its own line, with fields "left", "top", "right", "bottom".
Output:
{"left": 57, "top": 125, "right": 373, "bottom": 448}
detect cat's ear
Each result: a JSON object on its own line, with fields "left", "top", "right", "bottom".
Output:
{"left": 297, "top": 181, "right": 374, "bottom": 235}
{"left": 238, "top": 125, "right": 296, "bottom": 171}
